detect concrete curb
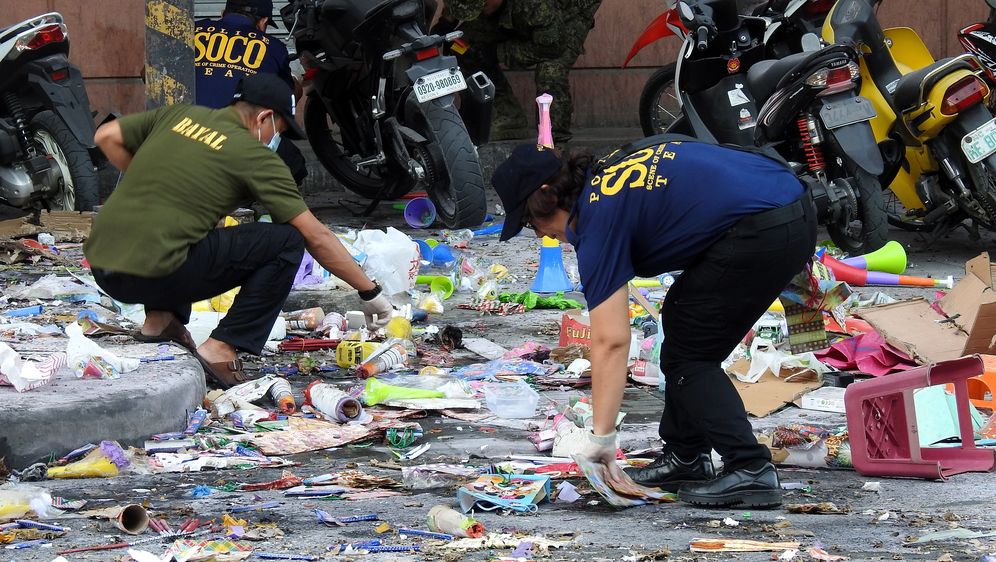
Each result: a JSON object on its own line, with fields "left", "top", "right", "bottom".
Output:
{"left": 0, "top": 355, "right": 205, "bottom": 469}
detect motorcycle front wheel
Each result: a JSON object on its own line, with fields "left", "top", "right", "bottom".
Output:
{"left": 30, "top": 110, "right": 99, "bottom": 211}
{"left": 405, "top": 98, "right": 486, "bottom": 229}
{"left": 827, "top": 166, "right": 889, "bottom": 255}
{"left": 303, "top": 94, "right": 411, "bottom": 200}
{"left": 638, "top": 63, "right": 681, "bottom": 137}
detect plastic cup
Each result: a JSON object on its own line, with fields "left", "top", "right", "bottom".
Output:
{"left": 404, "top": 197, "right": 436, "bottom": 229}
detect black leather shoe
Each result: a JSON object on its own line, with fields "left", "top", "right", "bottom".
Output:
{"left": 678, "top": 462, "right": 782, "bottom": 509}
{"left": 623, "top": 450, "right": 715, "bottom": 492}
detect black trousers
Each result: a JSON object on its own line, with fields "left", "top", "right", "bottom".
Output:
{"left": 93, "top": 223, "right": 305, "bottom": 355}
{"left": 658, "top": 195, "right": 818, "bottom": 471}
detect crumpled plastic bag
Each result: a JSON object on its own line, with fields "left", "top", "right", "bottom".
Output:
{"left": 739, "top": 338, "right": 830, "bottom": 384}
{"left": 0, "top": 483, "right": 59, "bottom": 521}
{"left": 0, "top": 342, "right": 66, "bottom": 392}
{"left": 353, "top": 227, "right": 419, "bottom": 296}
{"left": 65, "top": 322, "right": 140, "bottom": 379}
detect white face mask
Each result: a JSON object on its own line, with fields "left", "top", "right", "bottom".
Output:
{"left": 257, "top": 112, "right": 281, "bottom": 152}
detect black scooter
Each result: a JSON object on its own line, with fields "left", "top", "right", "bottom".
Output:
{"left": 281, "top": 0, "right": 494, "bottom": 228}
{"left": 666, "top": 0, "right": 888, "bottom": 254}
{"left": 0, "top": 12, "right": 98, "bottom": 211}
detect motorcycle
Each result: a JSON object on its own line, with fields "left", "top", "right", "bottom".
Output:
{"left": 627, "top": 0, "right": 888, "bottom": 253}
{"left": 959, "top": 1, "right": 996, "bottom": 92}
{"left": 825, "top": 0, "right": 996, "bottom": 238}
{"left": 0, "top": 12, "right": 99, "bottom": 211}
{"left": 280, "top": 0, "right": 495, "bottom": 228}
{"left": 630, "top": 0, "right": 836, "bottom": 136}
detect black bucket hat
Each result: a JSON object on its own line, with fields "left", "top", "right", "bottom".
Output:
{"left": 492, "top": 144, "right": 563, "bottom": 241}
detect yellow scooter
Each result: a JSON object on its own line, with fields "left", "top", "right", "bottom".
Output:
{"left": 824, "top": 0, "right": 996, "bottom": 238}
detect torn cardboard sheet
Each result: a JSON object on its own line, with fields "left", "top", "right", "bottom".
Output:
{"left": 0, "top": 239, "right": 75, "bottom": 266}
{"left": 0, "top": 211, "right": 93, "bottom": 242}
{"left": 727, "top": 363, "right": 824, "bottom": 417}
{"left": 858, "top": 253, "right": 996, "bottom": 363}
{"left": 689, "top": 538, "right": 801, "bottom": 553}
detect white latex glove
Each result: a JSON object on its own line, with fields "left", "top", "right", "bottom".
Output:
{"left": 577, "top": 431, "right": 632, "bottom": 490}
{"left": 362, "top": 293, "right": 393, "bottom": 330}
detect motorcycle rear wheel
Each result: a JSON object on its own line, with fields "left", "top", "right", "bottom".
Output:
{"left": 639, "top": 63, "right": 681, "bottom": 137}
{"left": 405, "top": 98, "right": 486, "bottom": 229}
{"left": 303, "top": 94, "right": 411, "bottom": 200}
{"left": 827, "top": 167, "right": 889, "bottom": 255}
{"left": 29, "top": 110, "right": 99, "bottom": 211}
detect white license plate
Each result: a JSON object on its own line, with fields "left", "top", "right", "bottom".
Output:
{"left": 961, "top": 117, "right": 996, "bottom": 164}
{"left": 414, "top": 68, "right": 467, "bottom": 103}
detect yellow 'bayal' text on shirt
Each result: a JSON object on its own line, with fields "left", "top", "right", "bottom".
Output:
{"left": 170, "top": 117, "right": 228, "bottom": 150}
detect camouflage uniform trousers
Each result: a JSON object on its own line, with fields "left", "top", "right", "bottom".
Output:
{"left": 455, "top": 0, "right": 602, "bottom": 142}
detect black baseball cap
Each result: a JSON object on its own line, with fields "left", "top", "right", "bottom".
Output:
{"left": 226, "top": 0, "right": 277, "bottom": 27}
{"left": 232, "top": 73, "right": 305, "bottom": 139}
{"left": 492, "top": 144, "right": 563, "bottom": 241}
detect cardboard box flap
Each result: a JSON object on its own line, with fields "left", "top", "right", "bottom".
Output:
{"left": 964, "top": 301, "right": 996, "bottom": 357}
{"left": 965, "top": 252, "right": 993, "bottom": 288}
{"left": 940, "top": 273, "right": 992, "bottom": 332}
{"left": 857, "top": 298, "right": 967, "bottom": 365}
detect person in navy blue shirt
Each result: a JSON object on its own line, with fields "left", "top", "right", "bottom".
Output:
{"left": 493, "top": 139, "right": 817, "bottom": 509}
{"left": 195, "top": 0, "right": 307, "bottom": 185}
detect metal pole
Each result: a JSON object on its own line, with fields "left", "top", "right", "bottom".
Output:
{"left": 145, "top": 0, "right": 195, "bottom": 109}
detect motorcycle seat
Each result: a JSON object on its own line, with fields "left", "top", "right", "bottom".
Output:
{"left": 748, "top": 45, "right": 854, "bottom": 106}
{"left": 748, "top": 52, "right": 812, "bottom": 105}
{"left": 892, "top": 56, "right": 976, "bottom": 114}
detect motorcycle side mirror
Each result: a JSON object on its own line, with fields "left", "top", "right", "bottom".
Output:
{"left": 679, "top": 2, "right": 694, "bottom": 21}
{"left": 801, "top": 32, "right": 822, "bottom": 52}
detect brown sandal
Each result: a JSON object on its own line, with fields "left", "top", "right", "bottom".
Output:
{"left": 134, "top": 317, "right": 197, "bottom": 352}
{"left": 192, "top": 352, "right": 251, "bottom": 389}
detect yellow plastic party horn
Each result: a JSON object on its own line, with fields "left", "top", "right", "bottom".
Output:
{"left": 362, "top": 378, "right": 445, "bottom": 406}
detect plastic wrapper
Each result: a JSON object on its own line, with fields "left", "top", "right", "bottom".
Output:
{"left": 5, "top": 274, "right": 99, "bottom": 301}
{"left": 0, "top": 342, "right": 66, "bottom": 392}
{"left": 377, "top": 373, "right": 472, "bottom": 399}
{"left": 416, "top": 292, "right": 444, "bottom": 314}
{"left": 48, "top": 441, "right": 130, "bottom": 479}
{"left": 65, "top": 322, "right": 139, "bottom": 379}
{"left": 736, "top": 338, "right": 831, "bottom": 384}
{"left": 0, "top": 484, "right": 59, "bottom": 521}
{"left": 452, "top": 359, "right": 556, "bottom": 381}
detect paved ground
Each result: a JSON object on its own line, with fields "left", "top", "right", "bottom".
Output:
{"left": 3, "top": 141, "right": 996, "bottom": 561}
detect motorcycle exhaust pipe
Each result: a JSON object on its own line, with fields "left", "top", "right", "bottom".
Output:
{"left": 459, "top": 71, "right": 495, "bottom": 145}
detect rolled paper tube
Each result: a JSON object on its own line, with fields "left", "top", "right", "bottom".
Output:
{"left": 113, "top": 504, "right": 149, "bottom": 535}
{"left": 305, "top": 381, "right": 363, "bottom": 422}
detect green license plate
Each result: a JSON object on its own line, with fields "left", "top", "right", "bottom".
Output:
{"left": 961, "top": 117, "right": 996, "bottom": 164}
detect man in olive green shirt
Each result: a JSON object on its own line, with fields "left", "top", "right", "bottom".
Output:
{"left": 85, "top": 74, "right": 393, "bottom": 388}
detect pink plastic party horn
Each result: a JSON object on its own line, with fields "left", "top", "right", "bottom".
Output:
{"left": 536, "top": 93, "right": 554, "bottom": 149}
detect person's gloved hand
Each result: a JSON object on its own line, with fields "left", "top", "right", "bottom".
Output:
{"left": 576, "top": 431, "right": 632, "bottom": 490}
{"left": 362, "top": 293, "right": 393, "bottom": 330}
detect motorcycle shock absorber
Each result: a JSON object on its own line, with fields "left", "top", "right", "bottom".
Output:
{"left": 3, "top": 92, "right": 36, "bottom": 157}
{"left": 797, "top": 114, "right": 825, "bottom": 173}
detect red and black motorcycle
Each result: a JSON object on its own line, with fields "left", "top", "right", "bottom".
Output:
{"left": 959, "top": 0, "right": 996, "bottom": 86}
